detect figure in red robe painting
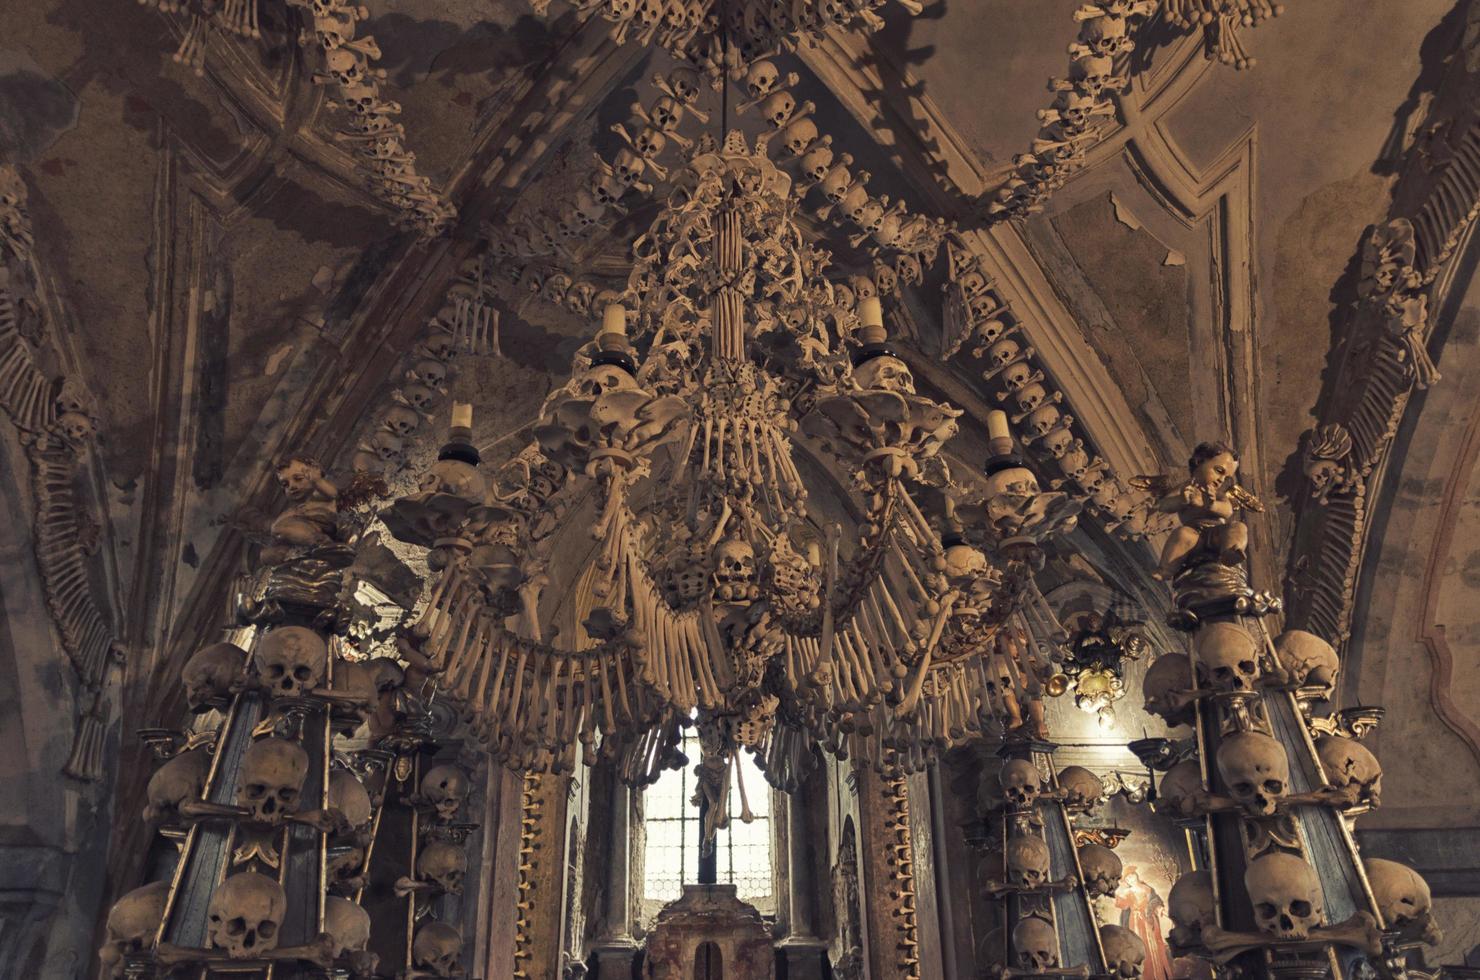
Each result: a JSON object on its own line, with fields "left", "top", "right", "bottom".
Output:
{"left": 1114, "top": 867, "right": 1175, "bottom": 980}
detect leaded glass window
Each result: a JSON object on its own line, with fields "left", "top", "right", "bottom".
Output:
{"left": 639, "top": 730, "right": 775, "bottom": 922}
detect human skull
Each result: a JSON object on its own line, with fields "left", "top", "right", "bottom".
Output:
{"left": 854, "top": 354, "right": 914, "bottom": 394}
{"left": 800, "top": 142, "right": 835, "bottom": 182}
{"left": 1273, "top": 630, "right": 1340, "bottom": 693}
{"left": 324, "top": 896, "right": 371, "bottom": 959}
{"left": 1217, "top": 730, "right": 1289, "bottom": 816}
{"left": 1000, "top": 361, "right": 1036, "bottom": 392}
{"left": 207, "top": 872, "right": 288, "bottom": 958}
{"left": 1013, "top": 915, "right": 1058, "bottom": 971}
{"left": 411, "top": 356, "right": 447, "bottom": 389}
{"left": 896, "top": 252, "right": 923, "bottom": 287}
{"left": 1077, "top": 841, "right": 1123, "bottom": 897}
{"left": 667, "top": 66, "right": 701, "bottom": 103}
{"left": 590, "top": 170, "right": 626, "bottom": 207}
{"left": 323, "top": 47, "right": 368, "bottom": 87}
{"left": 743, "top": 59, "right": 780, "bottom": 99}
{"left": 254, "top": 626, "right": 327, "bottom": 696}
{"left": 238, "top": 737, "right": 310, "bottom": 823}
{"left": 57, "top": 410, "right": 96, "bottom": 443}
{"left": 1007, "top": 833, "right": 1052, "bottom": 888}
{"left": 999, "top": 758, "right": 1043, "bottom": 809}
{"left": 565, "top": 282, "right": 597, "bottom": 316}
{"left": 1079, "top": 13, "right": 1131, "bottom": 56}
{"left": 412, "top": 921, "right": 463, "bottom": 976}
{"left": 648, "top": 95, "right": 682, "bottom": 131}
{"left": 1051, "top": 91, "right": 1098, "bottom": 132}
{"left": 383, "top": 404, "right": 421, "bottom": 437}
{"left": 338, "top": 81, "right": 384, "bottom": 115}
{"left": 99, "top": 880, "right": 169, "bottom": 975}
{"left": 1245, "top": 852, "right": 1323, "bottom": 940}
{"left": 1194, "top": 621, "right": 1259, "bottom": 692}
{"left": 182, "top": 641, "right": 247, "bottom": 711}
{"left": 780, "top": 117, "right": 818, "bottom": 158}
{"left": 635, "top": 126, "right": 667, "bottom": 158}
{"left": 1040, "top": 429, "right": 1078, "bottom": 459}
{"left": 144, "top": 748, "right": 211, "bottom": 824}
{"left": 1142, "top": 653, "right": 1196, "bottom": 727}
{"left": 1168, "top": 869, "right": 1215, "bottom": 946}
{"left": 329, "top": 769, "right": 373, "bottom": 829}
{"left": 841, "top": 182, "right": 872, "bottom": 223}
{"left": 1155, "top": 759, "right": 1205, "bottom": 819}
{"left": 401, "top": 382, "right": 437, "bottom": 414}
{"left": 1057, "top": 765, "right": 1104, "bottom": 809}
{"left": 367, "top": 435, "right": 402, "bottom": 467}
{"left": 1101, "top": 923, "right": 1146, "bottom": 978}
{"left": 421, "top": 763, "right": 470, "bottom": 821}
{"left": 1069, "top": 54, "right": 1117, "bottom": 98}
{"left": 612, "top": 148, "right": 647, "bottom": 187}
{"left": 712, "top": 537, "right": 757, "bottom": 602}
{"left": 418, "top": 841, "right": 468, "bottom": 894}
{"left": 1013, "top": 383, "right": 1051, "bottom": 417}
{"left": 1315, "top": 734, "right": 1382, "bottom": 807}
{"left": 820, "top": 161, "right": 854, "bottom": 203}
{"left": 762, "top": 90, "right": 798, "bottom": 129}
{"left": 1364, "top": 858, "right": 1435, "bottom": 935}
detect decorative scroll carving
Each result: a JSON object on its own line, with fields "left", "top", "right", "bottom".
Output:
{"left": 0, "top": 166, "right": 120, "bottom": 782}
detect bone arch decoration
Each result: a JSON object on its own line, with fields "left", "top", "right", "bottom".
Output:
{"left": 0, "top": 166, "right": 118, "bottom": 782}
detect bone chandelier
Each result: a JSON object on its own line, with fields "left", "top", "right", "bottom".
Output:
{"left": 385, "top": 130, "right": 1079, "bottom": 838}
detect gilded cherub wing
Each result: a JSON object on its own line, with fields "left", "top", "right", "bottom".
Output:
{"left": 1128, "top": 472, "right": 1178, "bottom": 498}
{"left": 1228, "top": 484, "right": 1265, "bottom": 513}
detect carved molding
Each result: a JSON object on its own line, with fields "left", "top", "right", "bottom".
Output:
{"left": 1415, "top": 393, "right": 1480, "bottom": 769}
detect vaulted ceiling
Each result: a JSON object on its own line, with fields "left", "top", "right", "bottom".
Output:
{"left": 0, "top": 0, "right": 1464, "bottom": 729}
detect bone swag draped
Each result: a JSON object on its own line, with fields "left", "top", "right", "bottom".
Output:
{"left": 388, "top": 131, "right": 1078, "bottom": 820}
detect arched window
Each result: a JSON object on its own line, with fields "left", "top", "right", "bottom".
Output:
{"left": 640, "top": 730, "right": 775, "bottom": 922}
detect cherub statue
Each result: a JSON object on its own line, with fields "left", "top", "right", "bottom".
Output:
{"left": 265, "top": 454, "right": 341, "bottom": 560}
{"left": 1131, "top": 441, "right": 1263, "bottom": 581}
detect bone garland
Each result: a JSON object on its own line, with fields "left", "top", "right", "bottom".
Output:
{"left": 350, "top": 259, "right": 489, "bottom": 480}
{"left": 742, "top": 65, "right": 953, "bottom": 271}
{"left": 527, "top": 0, "right": 926, "bottom": 84}
{"left": 987, "top": 1, "right": 1151, "bottom": 221}
{"left": 132, "top": 0, "right": 262, "bottom": 75}
{"left": 1162, "top": 0, "right": 1284, "bottom": 70}
{"left": 287, "top": 0, "right": 455, "bottom": 237}
{"left": 484, "top": 70, "right": 715, "bottom": 314}
{"left": 0, "top": 167, "right": 116, "bottom": 781}
{"left": 938, "top": 236, "right": 1157, "bottom": 539}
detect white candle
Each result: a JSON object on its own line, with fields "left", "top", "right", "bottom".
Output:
{"left": 451, "top": 402, "right": 473, "bottom": 430}
{"left": 987, "top": 410, "right": 1010, "bottom": 442}
{"left": 859, "top": 296, "right": 883, "bottom": 329}
{"left": 602, "top": 303, "right": 627, "bottom": 337}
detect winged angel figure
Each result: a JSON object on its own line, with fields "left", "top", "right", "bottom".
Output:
{"left": 1130, "top": 441, "right": 1263, "bottom": 581}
